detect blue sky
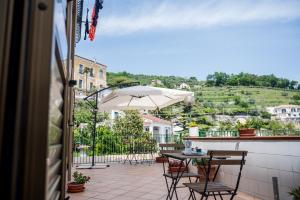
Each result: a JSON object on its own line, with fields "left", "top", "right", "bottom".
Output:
{"left": 76, "top": 0, "right": 300, "bottom": 81}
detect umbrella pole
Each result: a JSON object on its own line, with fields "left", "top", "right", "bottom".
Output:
{"left": 79, "top": 81, "right": 139, "bottom": 169}
{"left": 91, "top": 92, "right": 98, "bottom": 167}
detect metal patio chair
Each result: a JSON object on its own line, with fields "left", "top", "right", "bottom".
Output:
{"left": 183, "top": 150, "right": 248, "bottom": 200}
{"left": 161, "top": 143, "right": 200, "bottom": 200}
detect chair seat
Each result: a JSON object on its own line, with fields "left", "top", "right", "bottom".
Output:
{"left": 183, "top": 182, "right": 234, "bottom": 193}
{"left": 163, "top": 172, "right": 200, "bottom": 178}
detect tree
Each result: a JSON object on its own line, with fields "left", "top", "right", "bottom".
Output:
{"left": 290, "top": 81, "right": 298, "bottom": 89}
{"left": 292, "top": 93, "right": 300, "bottom": 101}
{"left": 113, "top": 111, "right": 144, "bottom": 137}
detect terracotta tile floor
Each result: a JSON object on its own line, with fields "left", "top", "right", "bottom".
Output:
{"left": 68, "top": 163, "right": 259, "bottom": 200}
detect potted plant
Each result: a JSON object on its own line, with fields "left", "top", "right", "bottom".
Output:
{"left": 236, "top": 121, "right": 256, "bottom": 137}
{"left": 194, "top": 158, "right": 217, "bottom": 180}
{"left": 289, "top": 186, "right": 300, "bottom": 200}
{"left": 188, "top": 122, "right": 199, "bottom": 137}
{"left": 67, "top": 171, "right": 90, "bottom": 193}
{"left": 155, "top": 156, "right": 168, "bottom": 163}
{"left": 168, "top": 160, "right": 189, "bottom": 173}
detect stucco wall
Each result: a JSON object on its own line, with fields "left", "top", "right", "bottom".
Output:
{"left": 74, "top": 55, "right": 107, "bottom": 90}
{"left": 191, "top": 140, "right": 300, "bottom": 200}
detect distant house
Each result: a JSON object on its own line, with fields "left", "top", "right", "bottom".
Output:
{"left": 142, "top": 114, "right": 172, "bottom": 143}
{"left": 150, "top": 79, "right": 163, "bottom": 86}
{"left": 179, "top": 83, "right": 190, "bottom": 90}
{"left": 267, "top": 105, "right": 300, "bottom": 122}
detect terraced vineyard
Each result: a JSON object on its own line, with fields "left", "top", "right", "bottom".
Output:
{"left": 195, "top": 86, "right": 299, "bottom": 109}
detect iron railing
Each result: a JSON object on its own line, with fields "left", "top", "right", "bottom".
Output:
{"left": 73, "top": 134, "right": 181, "bottom": 164}
{"left": 198, "top": 129, "right": 300, "bottom": 137}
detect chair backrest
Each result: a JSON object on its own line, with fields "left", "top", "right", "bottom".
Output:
{"left": 207, "top": 150, "right": 247, "bottom": 166}
{"left": 202, "top": 150, "right": 248, "bottom": 194}
{"left": 159, "top": 143, "right": 184, "bottom": 154}
{"left": 207, "top": 150, "right": 248, "bottom": 157}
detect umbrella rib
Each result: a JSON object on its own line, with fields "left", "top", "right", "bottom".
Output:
{"left": 148, "top": 95, "right": 159, "bottom": 109}
{"left": 101, "top": 94, "right": 119, "bottom": 104}
{"left": 127, "top": 96, "right": 134, "bottom": 107}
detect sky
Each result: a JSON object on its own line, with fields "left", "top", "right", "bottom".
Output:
{"left": 76, "top": 0, "right": 300, "bottom": 81}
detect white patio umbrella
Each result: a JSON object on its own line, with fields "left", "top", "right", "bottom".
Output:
{"left": 98, "top": 86, "right": 194, "bottom": 111}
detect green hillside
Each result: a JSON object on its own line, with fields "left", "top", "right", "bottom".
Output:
{"left": 194, "top": 86, "right": 299, "bottom": 114}
{"left": 107, "top": 72, "right": 300, "bottom": 116}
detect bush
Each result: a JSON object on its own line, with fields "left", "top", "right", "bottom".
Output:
{"left": 234, "top": 96, "right": 241, "bottom": 105}
{"left": 281, "top": 92, "right": 288, "bottom": 97}
{"left": 248, "top": 109, "right": 259, "bottom": 116}
{"left": 248, "top": 99, "right": 256, "bottom": 104}
{"left": 245, "top": 118, "right": 264, "bottom": 129}
{"left": 289, "top": 186, "right": 300, "bottom": 199}
{"left": 292, "top": 93, "right": 300, "bottom": 101}
{"left": 261, "top": 111, "right": 271, "bottom": 119}
{"left": 240, "top": 101, "right": 249, "bottom": 108}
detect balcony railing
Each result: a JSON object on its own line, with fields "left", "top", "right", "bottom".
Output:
{"left": 198, "top": 129, "right": 300, "bottom": 137}
{"left": 73, "top": 134, "right": 181, "bottom": 164}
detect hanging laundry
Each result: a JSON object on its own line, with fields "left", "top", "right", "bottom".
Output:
{"left": 84, "top": 8, "right": 89, "bottom": 40}
{"left": 89, "top": 0, "right": 103, "bottom": 41}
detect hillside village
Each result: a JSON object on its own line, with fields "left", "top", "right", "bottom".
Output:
{"left": 74, "top": 56, "right": 300, "bottom": 137}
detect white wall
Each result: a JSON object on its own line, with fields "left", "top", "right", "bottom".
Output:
{"left": 191, "top": 140, "right": 300, "bottom": 200}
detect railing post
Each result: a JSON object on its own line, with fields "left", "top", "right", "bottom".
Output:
{"left": 272, "top": 177, "right": 280, "bottom": 200}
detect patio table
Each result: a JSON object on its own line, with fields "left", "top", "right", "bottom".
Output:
{"left": 162, "top": 152, "right": 227, "bottom": 200}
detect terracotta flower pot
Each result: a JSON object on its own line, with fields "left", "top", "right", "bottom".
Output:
{"left": 238, "top": 128, "right": 256, "bottom": 137}
{"left": 67, "top": 182, "right": 85, "bottom": 193}
{"left": 168, "top": 166, "right": 189, "bottom": 173}
{"left": 155, "top": 156, "right": 168, "bottom": 163}
{"left": 168, "top": 160, "right": 189, "bottom": 173}
{"left": 197, "top": 165, "right": 217, "bottom": 180}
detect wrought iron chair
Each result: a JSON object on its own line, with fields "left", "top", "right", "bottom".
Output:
{"left": 161, "top": 143, "right": 200, "bottom": 200}
{"left": 183, "top": 150, "right": 248, "bottom": 200}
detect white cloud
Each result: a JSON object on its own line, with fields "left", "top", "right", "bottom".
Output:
{"left": 99, "top": 0, "right": 300, "bottom": 35}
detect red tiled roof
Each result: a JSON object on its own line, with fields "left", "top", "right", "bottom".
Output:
{"left": 142, "top": 114, "right": 172, "bottom": 125}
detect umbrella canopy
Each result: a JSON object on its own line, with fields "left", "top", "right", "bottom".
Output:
{"left": 98, "top": 86, "right": 194, "bottom": 112}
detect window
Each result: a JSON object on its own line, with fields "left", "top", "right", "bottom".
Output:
{"left": 90, "top": 82, "right": 93, "bottom": 90}
{"left": 291, "top": 108, "right": 296, "bottom": 112}
{"left": 282, "top": 109, "right": 286, "bottom": 113}
{"left": 99, "top": 69, "right": 103, "bottom": 79}
{"left": 297, "top": 108, "right": 300, "bottom": 112}
{"left": 89, "top": 68, "right": 94, "bottom": 77}
{"left": 114, "top": 112, "right": 119, "bottom": 119}
{"left": 79, "top": 64, "right": 84, "bottom": 74}
{"left": 79, "top": 79, "right": 83, "bottom": 88}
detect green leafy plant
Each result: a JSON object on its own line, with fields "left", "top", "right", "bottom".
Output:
{"left": 194, "top": 158, "right": 209, "bottom": 166}
{"left": 73, "top": 171, "right": 90, "bottom": 184}
{"left": 187, "top": 121, "right": 198, "bottom": 127}
{"left": 289, "top": 186, "right": 300, "bottom": 200}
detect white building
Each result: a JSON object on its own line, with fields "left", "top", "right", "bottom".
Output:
{"left": 150, "top": 79, "right": 163, "bottom": 86}
{"left": 267, "top": 105, "right": 300, "bottom": 122}
{"left": 142, "top": 114, "right": 173, "bottom": 143}
{"left": 179, "top": 83, "right": 190, "bottom": 90}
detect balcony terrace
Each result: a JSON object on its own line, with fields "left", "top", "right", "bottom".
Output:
{"left": 68, "top": 163, "right": 259, "bottom": 200}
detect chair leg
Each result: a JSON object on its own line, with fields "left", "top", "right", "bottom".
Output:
{"left": 230, "top": 194, "right": 236, "bottom": 200}
{"left": 200, "top": 194, "right": 205, "bottom": 200}
{"left": 212, "top": 192, "right": 217, "bottom": 200}
{"left": 205, "top": 192, "right": 209, "bottom": 200}
{"left": 164, "top": 177, "right": 172, "bottom": 200}
{"left": 218, "top": 192, "right": 224, "bottom": 200}
{"left": 188, "top": 188, "right": 194, "bottom": 200}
